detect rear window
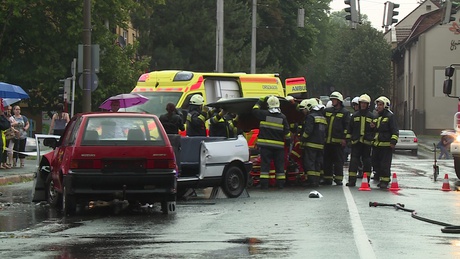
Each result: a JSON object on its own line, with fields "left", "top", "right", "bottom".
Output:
{"left": 81, "top": 116, "right": 165, "bottom": 146}
{"left": 399, "top": 131, "right": 415, "bottom": 137}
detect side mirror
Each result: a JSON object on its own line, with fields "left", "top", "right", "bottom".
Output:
{"left": 43, "top": 138, "right": 57, "bottom": 149}
{"left": 446, "top": 66, "right": 455, "bottom": 77}
{"left": 443, "top": 79, "right": 453, "bottom": 95}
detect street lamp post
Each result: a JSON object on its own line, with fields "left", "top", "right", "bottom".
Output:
{"left": 250, "top": 0, "right": 257, "bottom": 74}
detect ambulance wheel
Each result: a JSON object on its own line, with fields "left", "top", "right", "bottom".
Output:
{"left": 222, "top": 166, "right": 245, "bottom": 198}
{"left": 454, "top": 156, "right": 460, "bottom": 179}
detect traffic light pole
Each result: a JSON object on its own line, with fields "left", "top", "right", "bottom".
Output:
{"left": 82, "top": 0, "right": 92, "bottom": 112}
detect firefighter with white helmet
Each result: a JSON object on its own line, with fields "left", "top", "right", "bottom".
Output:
{"left": 186, "top": 94, "right": 209, "bottom": 136}
{"left": 252, "top": 95, "right": 290, "bottom": 189}
{"left": 322, "top": 91, "right": 350, "bottom": 185}
{"left": 372, "top": 95, "right": 399, "bottom": 189}
{"left": 351, "top": 96, "right": 360, "bottom": 111}
{"left": 346, "top": 94, "right": 376, "bottom": 187}
{"left": 299, "top": 98, "right": 327, "bottom": 187}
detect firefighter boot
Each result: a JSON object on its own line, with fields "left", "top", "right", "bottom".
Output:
{"left": 260, "top": 179, "right": 269, "bottom": 189}
{"left": 277, "top": 180, "right": 285, "bottom": 189}
{"left": 378, "top": 181, "right": 388, "bottom": 190}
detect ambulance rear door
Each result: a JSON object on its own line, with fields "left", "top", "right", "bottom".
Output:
{"left": 204, "top": 78, "right": 241, "bottom": 103}
{"left": 285, "top": 77, "right": 307, "bottom": 96}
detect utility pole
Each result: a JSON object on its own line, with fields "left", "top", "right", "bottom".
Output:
{"left": 83, "top": 0, "right": 92, "bottom": 112}
{"left": 216, "top": 0, "right": 224, "bottom": 72}
{"left": 250, "top": 0, "right": 257, "bottom": 74}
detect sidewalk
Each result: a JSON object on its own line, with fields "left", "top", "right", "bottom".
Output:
{"left": 0, "top": 158, "right": 36, "bottom": 186}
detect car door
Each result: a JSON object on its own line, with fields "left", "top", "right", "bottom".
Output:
{"left": 50, "top": 116, "right": 82, "bottom": 191}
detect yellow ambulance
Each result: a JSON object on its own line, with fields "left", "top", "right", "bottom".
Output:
{"left": 128, "top": 70, "right": 306, "bottom": 116}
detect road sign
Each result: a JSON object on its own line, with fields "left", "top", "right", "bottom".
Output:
{"left": 78, "top": 73, "right": 98, "bottom": 92}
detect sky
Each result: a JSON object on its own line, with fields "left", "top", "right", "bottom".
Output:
{"left": 329, "top": 0, "right": 422, "bottom": 31}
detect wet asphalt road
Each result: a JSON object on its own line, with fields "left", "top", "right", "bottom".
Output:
{"left": 1, "top": 148, "right": 460, "bottom": 258}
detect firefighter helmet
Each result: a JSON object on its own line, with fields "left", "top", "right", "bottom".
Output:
{"left": 352, "top": 96, "right": 359, "bottom": 105}
{"left": 299, "top": 98, "right": 318, "bottom": 111}
{"left": 285, "top": 95, "right": 294, "bottom": 102}
{"left": 326, "top": 100, "right": 333, "bottom": 108}
{"left": 375, "top": 96, "right": 390, "bottom": 109}
{"left": 267, "top": 96, "right": 280, "bottom": 108}
{"left": 329, "top": 91, "right": 344, "bottom": 102}
{"left": 190, "top": 94, "right": 204, "bottom": 105}
{"left": 359, "top": 94, "right": 371, "bottom": 103}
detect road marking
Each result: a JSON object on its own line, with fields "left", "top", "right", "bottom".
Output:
{"left": 343, "top": 187, "right": 377, "bottom": 259}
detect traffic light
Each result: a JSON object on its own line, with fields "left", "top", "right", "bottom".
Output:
{"left": 59, "top": 78, "right": 71, "bottom": 102}
{"left": 344, "top": 0, "right": 358, "bottom": 23}
{"left": 385, "top": 2, "right": 400, "bottom": 26}
{"left": 441, "top": 0, "right": 458, "bottom": 25}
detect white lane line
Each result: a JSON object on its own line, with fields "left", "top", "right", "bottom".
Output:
{"left": 343, "top": 187, "right": 377, "bottom": 259}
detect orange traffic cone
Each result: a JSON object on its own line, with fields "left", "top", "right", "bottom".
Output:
{"left": 389, "top": 173, "right": 400, "bottom": 191}
{"left": 359, "top": 172, "right": 371, "bottom": 191}
{"left": 442, "top": 174, "right": 451, "bottom": 192}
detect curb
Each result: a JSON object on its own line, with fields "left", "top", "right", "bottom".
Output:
{"left": 0, "top": 173, "right": 34, "bottom": 186}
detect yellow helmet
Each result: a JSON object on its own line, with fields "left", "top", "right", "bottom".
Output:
{"left": 358, "top": 94, "right": 371, "bottom": 103}
{"left": 299, "top": 98, "right": 318, "bottom": 111}
{"left": 329, "top": 91, "right": 344, "bottom": 102}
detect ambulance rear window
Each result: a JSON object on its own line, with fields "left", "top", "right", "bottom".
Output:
{"left": 174, "top": 71, "right": 193, "bottom": 81}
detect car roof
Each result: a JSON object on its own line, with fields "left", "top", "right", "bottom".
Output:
{"left": 75, "top": 112, "right": 158, "bottom": 119}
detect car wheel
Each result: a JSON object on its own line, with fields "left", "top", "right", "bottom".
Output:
{"left": 411, "top": 149, "right": 418, "bottom": 156}
{"left": 46, "top": 173, "right": 62, "bottom": 209}
{"left": 62, "top": 186, "right": 77, "bottom": 216}
{"left": 454, "top": 156, "right": 460, "bottom": 179}
{"left": 161, "top": 201, "right": 176, "bottom": 214}
{"left": 221, "top": 166, "right": 245, "bottom": 198}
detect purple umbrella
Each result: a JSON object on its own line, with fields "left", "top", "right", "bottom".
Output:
{"left": 99, "top": 93, "right": 149, "bottom": 110}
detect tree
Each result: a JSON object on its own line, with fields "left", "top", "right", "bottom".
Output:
{"left": 0, "top": 0, "right": 151, "bottom": 114}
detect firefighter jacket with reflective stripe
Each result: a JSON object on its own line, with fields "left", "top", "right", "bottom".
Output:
{"left": 300, "top": 110, "right": 327, "bottom": 150}
{"left": 346, "top": 109, "right": 375, "bottom": 145}
{"left": 209, "top": 111, "right": 238, "bottom": 138}
{"left": 324, "top": 106, "right": 350, "bottom": 144}
{"left": 186, "top": 105, "right": 209, "bottom": 136}
{"left": 373, "top": 109, "right": 399, "bottom": 147}
{"left": 252, "top": 100, "right": 290, "bottom": 149}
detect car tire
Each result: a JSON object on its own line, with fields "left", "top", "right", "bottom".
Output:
{"left": 46, "top": 173, "right": 62, "bottom": 209}
{"left": 62, "top": 186, "right": 77, "bottom": 216}
{"left": 161, "top": 201, "right": 176, "bottom": 214}
{"left": 454, "top": 156, "right": 460, "bottom": 179}
{"left": 221, "top": 166, "right": 245, "bottom": 198}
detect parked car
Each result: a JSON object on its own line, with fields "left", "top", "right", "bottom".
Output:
{"left": 395, "top": 129, "right": 418, "bottom": 155}
{"left": 35, "top": 112, "right": 177, "bottom": 215}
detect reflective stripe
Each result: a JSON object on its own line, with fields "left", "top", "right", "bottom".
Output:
{"left": 305, "top": 142, "right": 324, "bottom": 149}
{"left": 306, "top": 170, "right": 320, "bottom": 177}
{"left": 260, "top": 173, "right": 269, "bottom": 179}
{"left": 257, "top": 138, "right": 285, "bottom": 147}
{"left": 276, "top": 174, "right": 286, "bottom": 180}
{"left": 349, "top": 171, "right": 357, "bottom": 177}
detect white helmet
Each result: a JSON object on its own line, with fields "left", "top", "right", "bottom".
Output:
{"left": 299, "top": 98, "right": 318, "bottom": 111}
{"left": 285, "top": 95, "right": 294, "bottom": 102}
{"left": 326, "top": 100, "right": 333, "bottom": 108}
{"left": 329, "top": 91, "right": 344, "bottom": 102}
{"left": 375, "top": 96, "right": 390, "bottom": 109}
{"left": 267, "top": 96, "right": 280, "bottom": 108}
{"left": 352, "top": 96, "right": 359, "bottom": 105}
{"left": 358, "top": 94, "right": 371, "bottom": 103}
{"left": 190, "top": 94, "right": 204, "bottom": 105}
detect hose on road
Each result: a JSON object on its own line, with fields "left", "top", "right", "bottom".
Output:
{"left": 369, "top": 201, "right": 460, "bottom": 233}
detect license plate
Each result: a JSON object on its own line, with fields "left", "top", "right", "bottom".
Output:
{"left": 400, "top": 139, "right": 410, "bottom": 142}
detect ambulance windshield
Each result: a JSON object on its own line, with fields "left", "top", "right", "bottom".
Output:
{"left": 126, "top": 92, "right": 182, "bottom": 116}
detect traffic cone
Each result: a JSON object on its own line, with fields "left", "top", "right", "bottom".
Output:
{"left": 359, "top": 172, "right": 371, "bottom": 191}
{"left": 441, "top": 174, "right": 451, "bottom": 192}
{"left": 389, "top": 173, "right": 400, "bottom": 191}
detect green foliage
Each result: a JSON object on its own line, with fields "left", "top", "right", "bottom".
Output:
{"left": 0, "top": 0, "right": 151, "bottom": 114}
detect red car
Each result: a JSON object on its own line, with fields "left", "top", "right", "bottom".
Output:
{"left": 41, "top": 112, "right": 177, "bottom": 215}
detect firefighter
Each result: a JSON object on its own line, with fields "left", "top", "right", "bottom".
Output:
{"left": 252, "top": 95, "right": 290, "bottom": 189}
{"left": 186, "top": 94, "right": 209, "bottom": 136}
{"left": 346, "top": 94, "right": 375, "bottom": 187}
{"left": 209, "top": 106, "right": 239, "bottom": 138}
{"left": 299, "top": 98, "right": 327, "bottom": 187}
{"left": 323, "top": 91, "right": 350, "bottom": 185}
{"left": 351, "top": 96, "right": 360, "bottom": 112}
{"left": 372, "top": 96, "right": 399, "bottom": 189}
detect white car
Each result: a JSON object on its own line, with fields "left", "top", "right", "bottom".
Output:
{"left": 395, "top": 130, "right": 418, "bottom": 155}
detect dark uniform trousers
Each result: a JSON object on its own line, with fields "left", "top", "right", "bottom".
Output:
{"left": 348, "top": 142, "right": 372, "bottom": 184}
{"left": 323, "top": 143, "right": 344, "bottom": 182}
{"left": 372, "top": 146, "right": 393, "bottom": 184}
